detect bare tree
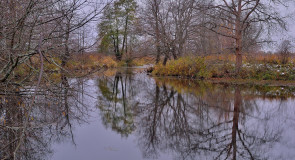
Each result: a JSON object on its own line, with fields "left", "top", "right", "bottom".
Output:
{"left": 146, "top": 0, "right": 162, "bottom": 63}
{"left": 0, "top": 1, "right": 110, "bottom": 159}
{"left": 140, "top": 0, "right": 198, "bottom": 65}
{"left": 0, "top": 0, "right": 109, "bottom": 84}
{"left": 279, "top": 40, "right": 292, "bottom": 64}
{"left": 204, "top": 0, "right": 286, "bottom": 74}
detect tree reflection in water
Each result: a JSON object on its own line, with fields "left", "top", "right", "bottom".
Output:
{"left": 0, "top": 74, "right": 91, "bottom": 159}
{"left": 1, "top": 69, "right": 295, "bottom": 159}
{"left": 98, "top": 70, "right": 295, "bottom": 160}
{"left": 97, "top": 69, "right": 144, "bottom": 137}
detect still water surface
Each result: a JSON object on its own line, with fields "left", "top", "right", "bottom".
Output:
{"left": 2, "top": 68, "right": 295, "bottom": 160}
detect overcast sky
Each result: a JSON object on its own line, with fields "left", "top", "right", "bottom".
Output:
{"left": 263, "top": 1, "right": 295, "bottom": 52}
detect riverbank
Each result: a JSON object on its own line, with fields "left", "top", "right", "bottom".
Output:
{"left": 12, "top": 54, "right": 154, "bottom": 83}
{"left": 151, "top": 55, "right": 295, "bottom": 83}
{"left": 10, "top": 53, "right": 295, "bottom": 87}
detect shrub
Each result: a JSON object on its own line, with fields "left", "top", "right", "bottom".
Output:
{"left": 14, "top": 64, "right": 31, "bottom": 78}
{"left": 262, "top": 73, "right": 276, "bottom": 80}
{"left": 152, "top": 57, "right": 211, "bottom": 79}
{"left": 99, "top": 56, "right": 118, "bottom": 68}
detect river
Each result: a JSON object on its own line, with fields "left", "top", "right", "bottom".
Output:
{"left": 1, "top": 68, "right": 295, "bottom": 160}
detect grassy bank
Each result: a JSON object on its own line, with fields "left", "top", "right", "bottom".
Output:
{"left": 152, "top": 54, "right": 295, "bottom": 81}
{"left": 12, "top": 54, "right": 154, "bottom": 83}
{"left": 11, "top": 52, "right": 295, "bottom": 85}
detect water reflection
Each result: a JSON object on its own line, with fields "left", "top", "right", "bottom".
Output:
{"left": 0, "top": 75, "right": 90, "bottom": 159}
{"left": 98, "top": 70, "right": 295, "bottom": 160}
{"left": 1, "top": 68, "right": 295, "bottom": 159}
{"left": 97, "top": 71, "right": 137, "bottom": 137}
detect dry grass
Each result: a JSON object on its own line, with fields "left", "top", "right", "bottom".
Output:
{"left": 152, "top": 53, "right": 295, "bottom": 81}
{"left": 152, "top": 56, "right": 211, "bottom": 79}
{"left": 203, "top": 53, "right": 295, "bottom": 65}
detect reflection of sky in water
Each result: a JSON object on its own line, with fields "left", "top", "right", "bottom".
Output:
{"left": 52, "top": 78, "right": 173, "bottom": 160}
{"left": 252, "top": 99, "right": 295, "bottom": 159}
{"left": 47, "top": 72, "right": 295, "bottom": 160}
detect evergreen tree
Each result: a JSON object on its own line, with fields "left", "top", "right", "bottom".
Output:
{"left": 98, "top": 0, "right": 137, "bottom": 61}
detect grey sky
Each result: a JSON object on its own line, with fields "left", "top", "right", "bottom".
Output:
{"left": 263, "top": 1, "right": 295, "bottom": 52}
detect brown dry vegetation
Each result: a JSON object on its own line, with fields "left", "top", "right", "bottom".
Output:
{"left": 12, "top": 53, "right": 155, "bottom": 83}
{"left": 152, "top": 53, "right": 295, "bottom": 82}
{"left": 11, "top": 51, "right": 295, "bottom": 84}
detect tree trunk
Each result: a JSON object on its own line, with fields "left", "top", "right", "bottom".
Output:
{"left": 62, "top": 19, "right": 71, "bottom": 67}
{"left": 154, "top": 0, "right": 161, "bottom": 64}
{"left": 235, "top": 0, "right": 243, "bottom": 75}
{"left": 121, "top": 15, "right": 129, "bottom": 55}
{"left": 232, "top": 87, "right": 241, "bottom": 160}
{"left": 235, "top": 40, "right": 242, "bottom": 74}
{"left": 163, "top": 54, "right": 168, "bottom": 65}
{"left": 116, "top": 28, "right": 121, "bottom": 61}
